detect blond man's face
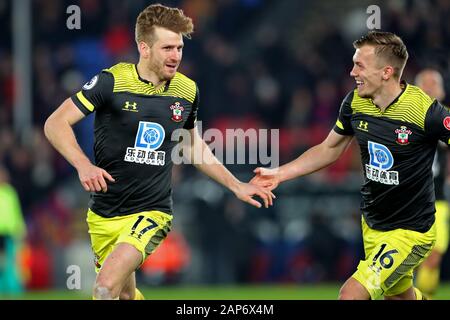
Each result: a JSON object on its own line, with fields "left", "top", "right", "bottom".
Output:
{"left": 147, "top": 26, "right": 184, "bottom": 81}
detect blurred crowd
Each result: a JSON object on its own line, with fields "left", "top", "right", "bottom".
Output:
{"left": 0, "top": 0, "right": 450, "bottom": 290}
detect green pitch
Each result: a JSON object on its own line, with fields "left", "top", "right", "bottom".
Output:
{"left": 2, "top": 283, "right": 450, "bottom": 300}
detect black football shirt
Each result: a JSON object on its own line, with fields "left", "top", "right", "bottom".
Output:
{"left": 334, "top": 82, "right": 450, "bottom": 232}
{"left": 71, "top": 63, "right": 198, "bottom": 217}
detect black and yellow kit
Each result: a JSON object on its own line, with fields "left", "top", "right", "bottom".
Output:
{"left": 71, "top": 63, "right": 198, "bottom": 217}
{"left": 334, "top": 82, "right": 450, "bottom": 232}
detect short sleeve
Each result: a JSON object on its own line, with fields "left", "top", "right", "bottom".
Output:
{"left": 184, "top": 85, "right": 199, "bottom": 129}
{"left": 425, "top": 100, "right": 450, "bottom": 145}
{"left": 333, "top": 91, "right": 355, "bottom": 135}
{"left": 71, "top": 71, "right": 114, "bottom": 115}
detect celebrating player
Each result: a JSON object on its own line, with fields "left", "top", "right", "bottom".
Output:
{"left": 45, "top": 4, "right": 274, "bottom": 300}
{"left": 251, "top": 31, "right": 450, "bottom": 300}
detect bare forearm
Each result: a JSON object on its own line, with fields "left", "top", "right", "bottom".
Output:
{"left": 192, "top": 141, "right": 241, "bottom": 193}
{"left": 44, "top": 116, "right": 91, "bottom": 170}
{"left": 278, "top": 142, "right": 341, "bottom": 182}
{"left": 277, "top": 130, "right": 354, "bottom": 183}
{"left": 188, "top": 128, "right": 273, "bottom": 208}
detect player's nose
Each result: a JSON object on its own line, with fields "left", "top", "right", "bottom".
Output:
{"left": 169, "top": 49, "right": 181, "bottom": 61}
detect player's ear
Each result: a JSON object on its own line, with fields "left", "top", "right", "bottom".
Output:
{"left": 138, "top": 41, "right": 150, "bottom": 59}
{"left": 382, "top": 66, "right": 395, "bottom": 80}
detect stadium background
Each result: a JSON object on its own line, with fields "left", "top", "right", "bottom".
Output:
{"left": 1, "top": 0, "right": 450, "bottom": 299}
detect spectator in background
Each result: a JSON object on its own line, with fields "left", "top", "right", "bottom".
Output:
{"left": 415, "top": 69, "right": 450, "bottom": 298}
{"left": 0, "top": 165, "right": 26, "bottom": 295}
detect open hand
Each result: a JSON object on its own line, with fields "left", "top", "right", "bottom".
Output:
{"left": 250, "top": 167, "right": 280, "bottom": 191}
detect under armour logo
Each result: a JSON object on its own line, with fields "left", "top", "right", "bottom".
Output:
{"left": 358, "top": 120, "right": 369, "bottom": 131}
{"left": 122, "top": 101, "right": 138, "bottom": 112}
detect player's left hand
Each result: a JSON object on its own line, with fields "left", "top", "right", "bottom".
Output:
{"left": 250, "top": 167, "right": 280, "bottom": 191}
{"left": 231, "top": 182, "right": 276, "bottom": 208}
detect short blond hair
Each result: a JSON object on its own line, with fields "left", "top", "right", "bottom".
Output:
{"left": 135, "top": 3, "right": 194, "bottom": 45}
{"left": 353, "top": 31, "right": 408, "bottom": 79}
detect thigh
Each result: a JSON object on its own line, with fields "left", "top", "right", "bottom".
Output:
{"left": 117, "top": 210, "right": 173, "bottom": 265}
{"left": 87, "top": 209, "right": 173, "bottom": 272}
{"left": 86, "top": 209, "right": 125, "bottom": 272}
{"left": 95, "top": 242, "right": 142, "bottom": 299}
{"left": 353, "top": 222, "right": 435, "bottom": 300}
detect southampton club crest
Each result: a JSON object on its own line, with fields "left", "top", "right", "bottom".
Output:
{"left": 395, "top": 126, "right": 412, "bottom": 145}
{"left": 170, "top": 102, "right": 184, "bottom": 122}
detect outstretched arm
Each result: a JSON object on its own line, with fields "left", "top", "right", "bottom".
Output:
{"left": 251, "top": 130, "right": 353, "bottom": 190}
{"left": 44, "top": 98, "right": 115, "bottom": 192}
{"left": 186, "top": 127, "right": 274, "bottom": 208}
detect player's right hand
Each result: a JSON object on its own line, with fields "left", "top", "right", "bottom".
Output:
{"left": 78, "top": 163, "right": 115, "bottom": 193}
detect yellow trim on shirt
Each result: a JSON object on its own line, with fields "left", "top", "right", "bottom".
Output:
{"left": 76, "top": 91, "right": 95, "bottom": 112}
